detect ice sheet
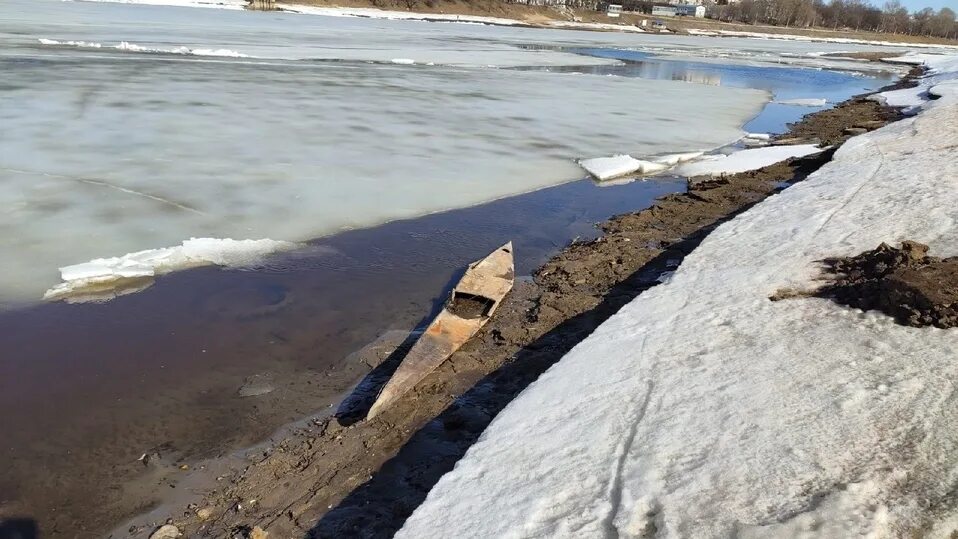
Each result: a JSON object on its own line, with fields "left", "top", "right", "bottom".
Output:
{"left": 399, "top": 52, "right": 958, "bottom": 539}
{"left": 2, "top": 0, "right": 773, "bottom": 305}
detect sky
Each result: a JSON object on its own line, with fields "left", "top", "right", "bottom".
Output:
{"left": 891, "top": 0, "right": 957, "bottom": 12}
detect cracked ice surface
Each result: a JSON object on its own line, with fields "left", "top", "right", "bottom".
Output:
{"left": 399, "top": 54, "right": 958, "bottom": 538}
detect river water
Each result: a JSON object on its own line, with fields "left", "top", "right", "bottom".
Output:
{"left": 0, "top": 0, "right": 902, "bottom": 536}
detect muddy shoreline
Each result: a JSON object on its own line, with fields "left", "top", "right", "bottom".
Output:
{"left": 106, "top": 67, "right": 920, "bottom": 539}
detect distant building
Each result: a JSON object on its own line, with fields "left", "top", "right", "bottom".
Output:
{"left": 651, "top": 5, "right": 676, "bottom": 16}
{"left": 675, "top": 4, "right": 705, "bottom": 16}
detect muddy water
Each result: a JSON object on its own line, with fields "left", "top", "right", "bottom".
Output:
{"left": 0, "top": 176, "right": 683, "bottom": 536}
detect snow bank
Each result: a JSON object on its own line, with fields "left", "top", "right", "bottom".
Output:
{"left": 280, "top": 3, "right": 645, "bottom": 31}
{"left": 38, "top": 38, "right": 250, "bottom": 57}
{"left": 673, "top": 144, "right": 823, "bottom": 177}
{"left": 276, "top": 3, "right": 524, "bottom": 26}
{"left": 774, "top": 97, "right": 827, "bottom": 106}
{"left": 546, "top": 20, "right": 646, "bottom": 33}
{"left": 44, "top": 238, "right": 297, "bottom": 301}
{"left": 400, "top": 53, "right": 958, "bottom": 539}
{"left": 871, "top": 53, "right": 958, "bottom": 112}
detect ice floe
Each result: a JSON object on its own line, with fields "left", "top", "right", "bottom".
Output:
{"left": 44, "top": 238, "right": 297, "bottom": 303}
{"left": 774, "top": 97, "right": 828, "bottom": 106}
{"left": 399, "top": 52, "right": 958, "bottom": 539}
{"left": 577, "top": 155, "right": 670, "bottom": 181}
{"left": 651, "top": 151, "right": 705, "bottom": 167}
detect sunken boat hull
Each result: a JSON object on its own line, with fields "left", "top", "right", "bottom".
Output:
{"left": 366, "top": 242, "right": 514, "bottom": 419}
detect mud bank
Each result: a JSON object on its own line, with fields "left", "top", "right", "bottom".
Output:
{"left": 113, "top": 69, "right": 917, "bottom": 539}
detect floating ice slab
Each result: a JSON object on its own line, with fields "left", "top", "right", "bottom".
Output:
{"left": 674, "top": 144, "right": 823, "bottom": 177}
{"left": 775, "top": 97, "right": 828, "bottom": 106}
{"left": 578, "top": 155, "right": 643, "bottom": 180}
{"left": 577, "top": 155, "right": 669, "bottom": 181}
{"left": 399, "top": 51, "right": 958, "bottom": 539}
{"left": 651, "top": 151, "right": 704, "bottom": 166}
{"left": 44, "top": 238, "right": 297, "bottom": 302}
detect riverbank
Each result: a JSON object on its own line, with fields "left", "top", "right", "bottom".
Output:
{"left": 282, "top": 0, "right": 958, "bottom": 47}
{"left": 398, "top": 52, "right": 958, "bottom": 537}
{"left": 114, "top": 63, "right": 920, "bottom": 539}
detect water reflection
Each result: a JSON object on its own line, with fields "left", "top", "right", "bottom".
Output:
{"left": 513, "top": 46, "right": 896, "bottom": 134}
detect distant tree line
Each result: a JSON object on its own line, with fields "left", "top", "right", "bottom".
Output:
{"left": 708, "top": 0, "right": 957, "bottom": 38}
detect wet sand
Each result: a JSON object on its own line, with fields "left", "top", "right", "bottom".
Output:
{"left": 108, "top": 71, "right": 917, "bottom": 539}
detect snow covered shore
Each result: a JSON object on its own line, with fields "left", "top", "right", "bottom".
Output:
{"left": 399, "top": 52, "right": 958, "bottom": 538}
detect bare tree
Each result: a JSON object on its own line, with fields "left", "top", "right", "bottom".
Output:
{"left": 702, "top": 0, "right": 956, "bottom": 40}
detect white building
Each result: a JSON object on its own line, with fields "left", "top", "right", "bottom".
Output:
{"left": 654, "top": 3, "right": 705, "bottom": 17}
{"left": 651, "top": 5, "right": 677, "bottom": 16}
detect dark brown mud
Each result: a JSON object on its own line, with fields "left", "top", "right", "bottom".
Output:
{"left": 111, "top": 72, "right": 917, "bottom": 539}
{"left": 786, "top": 241, "right": 958, "bottom": 329}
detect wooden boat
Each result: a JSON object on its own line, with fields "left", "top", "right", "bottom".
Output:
{"left": 366, "top": 242, "right": 514, "bottom": 419}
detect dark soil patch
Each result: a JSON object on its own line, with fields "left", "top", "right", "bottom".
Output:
{"left": 115, "top": 71, "right": 918, "bottom": 539}
{"left": 802, "top": 241, "right": 958, "bottom": 329}
{"left": 446, "top": 294, "right": 492, "bottom": 319}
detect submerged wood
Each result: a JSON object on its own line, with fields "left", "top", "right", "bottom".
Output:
{"left": 366, "top": 242, "right": 514, "bottom": 419}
